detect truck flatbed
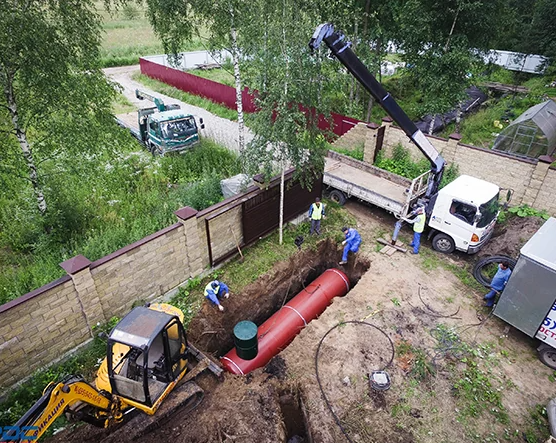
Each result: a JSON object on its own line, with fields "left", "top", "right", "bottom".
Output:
{"left": 324, "top": 151, "right": 431, "bottom": 218}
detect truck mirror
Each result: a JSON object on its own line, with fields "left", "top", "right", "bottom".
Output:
{"left": 506, "top": 189, "right": 513, "bottom": 203}
{"left": 474, "top": 212, "right": 482, "bottom": 224}
{"left": 201, "top": 124, "right": 205, "bottom": 130}
{"left": 199, "top": 118, "right": 204, "bottom": 125}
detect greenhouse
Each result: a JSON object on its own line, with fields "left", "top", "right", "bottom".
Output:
{"left": 492, "top": 99, "right": 556, "bottom": 159}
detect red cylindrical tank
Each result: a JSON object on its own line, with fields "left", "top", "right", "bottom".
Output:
{"left": 221, "top": 268, "right": 350, "bottom": 375}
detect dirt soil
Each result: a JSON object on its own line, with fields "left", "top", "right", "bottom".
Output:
{"left": 479, "top": 215, "right": 545, "bottom": 259}
{"left": 52, "top": 203, "right": 553, "bottom": 443}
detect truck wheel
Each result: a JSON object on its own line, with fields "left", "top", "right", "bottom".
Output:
{"left": 432, "top": 233, "right": 455, "bottom": 254}
{"left": 538, "top": 344, "right": 556, "bottom": 370}
{"left": 329, "top": 190, "right": 346, "bottom": 206}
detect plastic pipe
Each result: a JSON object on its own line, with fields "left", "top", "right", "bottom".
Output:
{"left": 221, "top": 268, "right": 350, "bottom": 375}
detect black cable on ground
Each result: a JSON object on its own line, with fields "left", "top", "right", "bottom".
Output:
{"left": 314, "top": 321, "right": 395, "bottom": 443}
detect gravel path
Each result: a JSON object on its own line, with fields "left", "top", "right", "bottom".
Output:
{"left": 104, "top": 65, "right": 253, "bottom": 154}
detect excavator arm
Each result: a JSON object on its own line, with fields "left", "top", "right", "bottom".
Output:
{"left": 309, "top": 23, "right": 445, "bottom": 197}
{"left": 12, "top": 376, "right": 114, "bottom": 443}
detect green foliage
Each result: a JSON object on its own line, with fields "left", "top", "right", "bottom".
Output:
{"left": 0, "top": 138, "right": 240, "bottom": 305}
{"left": 508, "top": 204, "right": 550, "bottom": 220}
{"left": 375, "top": 145, "right": 430, "bottom": 179}
{"left": 188, "top": 68, "right": 236, "bottom": 87}
{"left": 331, "top": 145, "right": 365, "bottom": 161}
{"left": 453, "top": 359, "right": 509, "bottom": 423}
{"left": 134, "top": 73, "right": 239, "bottom": 121}
{"left": 523, "top": 404, "right": 550, "bottom": 443}
{"left": 121, "top": 4, "right": 139, "bottom": 20}
{"left": 439, "top": 163, "right": 460, "bottom": 189}
{"left": 431, "top": 324, "right": 510, "bottom": 424}
{"left": 171, "top": 277, "right": 203, "bottom": 329}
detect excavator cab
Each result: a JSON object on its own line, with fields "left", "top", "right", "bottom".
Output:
{"left": 107, "top": 305, "right": 188, "bottom": 407}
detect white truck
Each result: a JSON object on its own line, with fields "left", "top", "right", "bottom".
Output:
{"left": 324, "top": 151, "right": 500, "bottom": 253}
{"left": 311, "top": 24, "right": 503, "bottom": 254}
{"left": 492, "top": 217, "right": 556, "bottom": 369}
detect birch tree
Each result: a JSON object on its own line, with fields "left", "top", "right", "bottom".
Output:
{"left": 242, "top": 0, "right": 328, "bottom": 244}
{"left": 394, "top": 0, "right": 508, "bottom": 134}
{"left": 0, "top": 0, "right": 118, "bottom": 220}
{"left": 146, "top": 0, "right": 250, "bottom": 161}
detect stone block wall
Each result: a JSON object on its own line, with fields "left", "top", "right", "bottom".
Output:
{"left": 0, "top": 278, "right": 90, "bottom": 387}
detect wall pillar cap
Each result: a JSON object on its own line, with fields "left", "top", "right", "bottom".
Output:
{"left": 448, "top": 133, "right": 462, "bottom": 141}
{"left": 538, "top": 155, "right": 555, "bottom": 164}
{"left": 382, "top": 116, "right": 393, "bottom": 123}
{"left": 366, "top": 122, "right": 380, "bottom": 129}
{"left": 174, "top": 206, "right": 198, "bottom": 221}
{"left": 60, "top": 255, "right": 91, "bottom": 274}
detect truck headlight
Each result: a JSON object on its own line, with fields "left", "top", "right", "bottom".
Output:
{"left": 471, "top": 234, "right": 479, "bottom": 242}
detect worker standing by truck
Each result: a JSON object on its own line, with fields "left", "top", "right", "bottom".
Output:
{"left": 205, "top": 280, "right": 231, "bottom": 312}
{"left": 484, "top": 261, "right": 512, "bottom": 307}
{"left": 308, "top": 197, "right": 326, "bottom": 236}
{"left": 404, "top": 207, "right": 426, "bottom": 254}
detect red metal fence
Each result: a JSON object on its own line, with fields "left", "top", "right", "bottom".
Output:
{"left": 140, "top": 58, "right": 362, "bottom": 136}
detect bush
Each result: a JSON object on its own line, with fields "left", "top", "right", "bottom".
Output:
{"left": 375, "top": 144, "right": 429, "bottom": 178}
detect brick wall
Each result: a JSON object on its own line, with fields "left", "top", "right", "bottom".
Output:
{"left": 0, "top": 277, "right": 89, "bottom": 387}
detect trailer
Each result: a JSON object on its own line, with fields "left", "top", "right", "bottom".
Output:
{"left": 493, "top": 217, "right": 556, "bottom": 369}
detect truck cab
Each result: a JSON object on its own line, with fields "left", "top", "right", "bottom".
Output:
{"left": 138, "top": 108, "right": 202, "bottom": 156}
{"left": 428, "top": 175, "right": 500, "bottom": 253}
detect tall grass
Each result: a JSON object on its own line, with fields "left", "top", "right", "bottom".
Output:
{"left": 0, "top": 137, "right": 240, "bottom": 305}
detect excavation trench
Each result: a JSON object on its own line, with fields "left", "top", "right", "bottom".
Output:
{"left": 188, "top": 238, "right": 370, "bottom": 359}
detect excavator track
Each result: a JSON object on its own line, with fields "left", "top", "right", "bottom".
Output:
{"left": 100, "top": 381, "right": 204, "bottom": 442}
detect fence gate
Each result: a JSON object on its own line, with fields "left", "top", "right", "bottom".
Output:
{"left": 242, "top": 176, "right": 322, "bottom": 245}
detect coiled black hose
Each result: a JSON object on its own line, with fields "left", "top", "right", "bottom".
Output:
{"left": 472, "top": 255, "right": 516, "bottom": 287}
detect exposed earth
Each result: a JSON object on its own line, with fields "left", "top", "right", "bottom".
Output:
{"left": 52, "top": 202, "right": 553, "bottom": 443}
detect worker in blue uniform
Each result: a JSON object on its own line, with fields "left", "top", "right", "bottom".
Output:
{"left": 484, "top": 261, "right": 512, "bottom": 307}
{"left": 339, "top": 226, "right": 361, "bottom": 265}
{"left": 204, "top": 280, "right": 230, "bottom": 312}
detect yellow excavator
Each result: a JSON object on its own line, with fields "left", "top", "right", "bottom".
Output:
{"left": 12, "top": 302, "right": 222, "bottom": 442}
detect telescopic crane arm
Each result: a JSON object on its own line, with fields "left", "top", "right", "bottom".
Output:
{"left": 136, "top": 89, "right": 167, "bottom": 112}
{"left": 309, "top": 23, "right": 445, "bottom": 197}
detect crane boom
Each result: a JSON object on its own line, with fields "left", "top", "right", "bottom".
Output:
{"left": 309, "top": 23, "right": 445, "bottom": 197}
{"left": 135, "top": 89, "right": 166, "bottom": 112}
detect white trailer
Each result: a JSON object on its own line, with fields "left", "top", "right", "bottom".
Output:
{"left": 493, "top": 217, "right": 556, "bottom": 369}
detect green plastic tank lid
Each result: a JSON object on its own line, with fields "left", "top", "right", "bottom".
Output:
{"left": 234, "top": 320, "right": 257, "bottom": 340}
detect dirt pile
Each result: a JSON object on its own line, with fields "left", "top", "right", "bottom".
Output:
{"left": 480, "top": 216, "right": 544, "bottom": 259}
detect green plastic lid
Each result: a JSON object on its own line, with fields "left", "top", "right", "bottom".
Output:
{"left": 234, "top": 320, "right": 258, "bottom": 341}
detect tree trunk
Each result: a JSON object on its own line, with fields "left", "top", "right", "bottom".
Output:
{"left": 444, "top": 7, "right": 460, "bottom": 53}
{"left": 455, "top": 103, "right": 462, "bottom": 133}
{"left": 4, "top": 75, "right": 47, "bottom": 216}
{"left": 229, "top": 7, "right": 245, "bottom": 167}
{"left": 279, "top": 160, "right": 285, "bottom": 245}
{"left": 365, "top": 95, "right": 374, "bottom": 122}
{"left": 428, "top": 114, "right": 436, "bottom": 135}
